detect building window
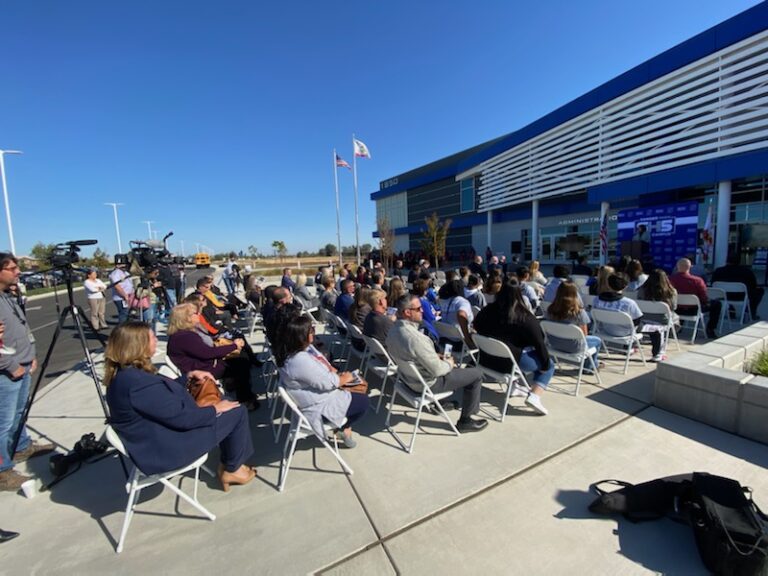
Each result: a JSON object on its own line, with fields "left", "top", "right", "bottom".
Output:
{"left": 460, "top": 178, "right": 474, "bottom": 213}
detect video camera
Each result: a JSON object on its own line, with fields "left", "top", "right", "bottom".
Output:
{"left": 114, "top": 231, "right": 177, "bottom": 277}
{"left": 48, "top": 239, "right": 98, "bottom": 269}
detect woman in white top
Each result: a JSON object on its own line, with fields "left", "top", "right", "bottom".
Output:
{"left": 437, "top": 279, "right": 474, "bottom": 349}
{"left": 83, "top": 269, "right": 108, "bottom": 330}
{"left": 529, "top": 260, "right": 549, "bottom": 286}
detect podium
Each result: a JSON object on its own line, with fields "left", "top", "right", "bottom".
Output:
{"left": 621, "top": 240, "right": 650, "bottom": 260}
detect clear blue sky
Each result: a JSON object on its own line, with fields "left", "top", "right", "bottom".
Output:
{"left": 0, "top": 0, "right": 761, "bottom": 258}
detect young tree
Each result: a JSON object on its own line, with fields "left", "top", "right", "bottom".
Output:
{"left": 377, "top": 216, "right": 395, "bottom": 271}
{"left": 87, "top": 248, "right": 111, "bottom": 270}
{"left": 247, "top": 245, "right": 259, "bottom": 258}
{"left": 271, "top": 240, "right": 287, "bottom": 262}
{"left": 420, "top": 212, "right": 452, "bottom": 269}
{"left": 30, "top": 242, "right": 57, "bottom": 266}
{"left": 322, "top": 243, "right": 338, "bottom": 257}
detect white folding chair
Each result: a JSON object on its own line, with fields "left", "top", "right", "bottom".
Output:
{"left": 384, "top": 360, "right": 460, "bottom": 454}
{"left": 540, "top": 321, "right": 602, "bottom": 395}
{"left": 676, "top": 294, "right": 706, "bottom": 343}
{"left": 433, "top": 321, "right": 477, "bottom": 366}
{"left": 623, "top": 290, "right": 638, "bottom": 301}
{"left": 105, "top": 425, "right": 215, "bottom": 553}
{"left": 247, "top": 301, "right": 263, "bottom": 338}
{"left": 539, "top": 301, "right": 551, "bottom": 316}
{"left": 361, "top": 335, "right": 398, "bottom": 413}
{"left": 590, "top": 308, "right": 647, "bottom": 374}
{"left": 331, "top": 314, "right": 351, "bottom": 361}
{"left": 277, "top": 386, "right": 353, "bottom": 492}
{"left": 344, "top": 321, "right": 369, "bottom": 371}
{"left": 706, "top": 286, "right": 729, "bottom": 333}
{"left": 635, "top": 299, "right": 680, "bottom": 351}
{"left": 570, "top": 275, "right": 590, "bottom": 288}
{"left": 712, "top": 281, "right": 752, "bottom": 325}
{"left": 472, "top": 334, "right": 531, "bottom": 421}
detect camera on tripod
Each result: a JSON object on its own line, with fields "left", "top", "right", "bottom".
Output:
{"left": 49, "top": 433, "right": 110, "bottom": 477}
{"left": 114, "top": 232, "right": 175, "bottom": 277}
{"left": 48, "top": 239, "right": 98, "bottom": 269}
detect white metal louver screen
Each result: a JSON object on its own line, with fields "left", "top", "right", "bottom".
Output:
{"left": 460, "top": 30, "right": 768, "bottom": 212}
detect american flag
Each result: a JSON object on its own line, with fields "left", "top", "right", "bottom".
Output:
{"left": 335, "top": 154, "right": 351, "bottom": 170}
{"left": 600, "top": 212, "right": 608, "bottom": 256}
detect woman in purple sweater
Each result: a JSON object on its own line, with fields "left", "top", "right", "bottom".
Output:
{"left": 167, "top": 303, "right": 258, "bottom": 410}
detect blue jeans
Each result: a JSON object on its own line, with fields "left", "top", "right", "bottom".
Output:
{"left": 114, "top": 299, "right": 130, "bottom": 324}
{"left": 585, "top": 335, "right": 602, "bottom": 369}
{"left": 223, "top": 277, "right": 235, "bottom": 295}
{"left": 518, "top": 350, "right": 555, "bottom": 389}
{"left": 0, "top": 368, "right": 31, "bottom": 472}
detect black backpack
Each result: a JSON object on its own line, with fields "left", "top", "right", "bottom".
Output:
{"left": 589, "top": 472, "right": 768, "bottom": 575}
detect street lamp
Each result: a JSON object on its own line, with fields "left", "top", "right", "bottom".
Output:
{"left": 0, "top": 150, "right": 22, "bottom": 254}
{"left": 141, "top": 220, "right": 154, "bottom": 240}
{"left": 105, "top": 202, "right": 124, "bottom": 253}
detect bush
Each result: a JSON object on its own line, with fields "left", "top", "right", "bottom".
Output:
{"left": 747, "top": 349, "right": 768, "bottom": 377}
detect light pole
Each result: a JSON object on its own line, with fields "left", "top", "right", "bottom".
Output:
{"left": 141, "top": 220, "right": 154, "bottom": 240}
{"left": 0, "top": 150, "right": 22, "bottom": 254}
{"left": 180, "top": 240, "right": 185, "bottom": 256}
{"left": 105, "top": 202, "right": 124, "bottom": 253}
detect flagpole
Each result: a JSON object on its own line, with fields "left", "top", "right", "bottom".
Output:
{"left": 333, "top": 149, "right": 343, "bottom": 270}
{"left": 352, "top": 133, "right": 361, "bottom": 266}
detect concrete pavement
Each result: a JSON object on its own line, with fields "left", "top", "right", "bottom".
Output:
{"left": 2, "top": 286, "right": 768, "bottom": 575}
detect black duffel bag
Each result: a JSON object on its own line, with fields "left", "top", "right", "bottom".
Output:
{"left": 686, "top": 473, "right": 768, "bottom": 576}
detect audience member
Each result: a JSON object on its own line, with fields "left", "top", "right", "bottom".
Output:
{"left": 670, "top": 258, "right": 721, "bottom": 339}
{"left": 362, "top": 289, "right": 394, "bottom": 344}
{"left": 275, "top": 314, "right": 368, "bottom": 448}
{"left": 590, "top": 265, "right": 615, "bottom": 296}
{"left": 105, "top": 322, "right": 255, "bottom": 491}
{"left": 545, "top": 280, "right": 602, "bottom": 372}
{"left": 712, "top": 254, "right": 764, "bottom": 320}
{"left": 529, "top": 260, "right": 548, "bottom": 286}
{"left": 281, "top": 268, "right": 296, "bottom": 293}
{"left": 386, "top": 295, "right": 488, "bottom": 432}
{"left": 438, "top": 279, "right": 475, "bottom": 349}
{"left": 412, "top": 278, "right": 439, "bottom": 341}
{"left": 626, "top": 260, "right": 648, "bottom": 291}
{"left": 468, "top": 255, "right": 486, "bottom": 281}
{"left": 387, "top": 277, "right": 407, "bottom": 306}
{"left": 109, "top": 261, "right": 134, "bottom": 324}
{"left": 167, "top": 303, "right": 258, "bottom": 410}
{"left": 334, "top": 279, "right": 356, "bottom": 321}
{"left": 348, "top": 286, "right": 371, "bottom": 329}
{"left": 571, "top": 255, "right": 593, "bottom": 277}
{"left": 474, "top": 282, "right": 554, "bottom": 415}
{"left": 543, "top": 265, "right": 572, "bottom": 302}
{"left": 464, "top": 275, "right": 486, "bottom": 309}
{"left": 320, "top": 276, "right": 339, "bottom": 312}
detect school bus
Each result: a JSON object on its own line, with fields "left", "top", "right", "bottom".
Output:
{"left": 194, "top": 252, "right": 211, "bottom": 268}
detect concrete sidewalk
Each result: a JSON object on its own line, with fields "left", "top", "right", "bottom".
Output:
{"left": 3, "top": 303, "right": 768, "bottom": 574}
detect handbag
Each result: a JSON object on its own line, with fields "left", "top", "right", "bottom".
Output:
{"left": 214, "top": 337, "right": 241, "bottom": 359}
{"left": 128, "top": 294, "right": 150, "bottom": 310}
{"left": 686, "top": 473, "right": 768, "bottom": 576}
{"left": 186, "top": 375, "right": 222, "bottom": 407}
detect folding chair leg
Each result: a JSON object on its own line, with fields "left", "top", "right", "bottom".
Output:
{"left": 116, "top": 479, "right": 141, "bottom": 554}
{"left": 160, "top": 477, "right": 216, "bottom": 521}
{"left": 278, "top": 430, "right": 300, "bottom": 492}
{"left": 375, "top": 372, "right": 390, "bottom": 413}
{"left": 589, "top": 356, "right": 603, "bottom": 386}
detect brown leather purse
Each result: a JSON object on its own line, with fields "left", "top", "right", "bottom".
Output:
{"left": 186, "top": 376, "right": 222, "bottom": 407}
{"left": 214, "top": 337, "right": 241, "bottom": 360}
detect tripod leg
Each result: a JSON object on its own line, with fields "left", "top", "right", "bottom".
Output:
{"left": 71, "top": 305, "right": 110, "bottom": 418}
{"left": 10, "top": 307, "right": 70, "bottom": 456}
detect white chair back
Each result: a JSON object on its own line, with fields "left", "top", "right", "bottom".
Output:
{"left": 570, "top": 275, "right": 590, "bottom": 288}
{"left": 540, "top": 321, "right": 588, "bottom": 355}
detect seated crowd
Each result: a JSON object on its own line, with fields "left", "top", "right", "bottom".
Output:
{"left": 104, "top": 250, "right": 763, "bottom": 492}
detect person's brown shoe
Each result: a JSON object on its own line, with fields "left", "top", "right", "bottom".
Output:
{"left": 0, "top": 469, "right": 32, "bottom": 492}
{"left": 14, "top": 441, "right": 55, "bottom": 463}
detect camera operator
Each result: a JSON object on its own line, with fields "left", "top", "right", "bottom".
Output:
{"left": 0, "top": 252, "right": 53, "bottom": 492}
{"left": 109, "top": 261, "right": 134, "bottom": 325}
{"left": 157, "top": 264, "right": 177, "bottom": 313}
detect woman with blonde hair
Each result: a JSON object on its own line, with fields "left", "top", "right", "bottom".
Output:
{"left": 590, "top": 265, "right": 615, "bottom": 296}
{"left": 104, "top": 321, "right": 256, "bottom": 491}
{"left": 529, "top": 260, "right": 548, "bottom": 286}
{"left": 167, "top": 303, "right": 258, "bottom": 410}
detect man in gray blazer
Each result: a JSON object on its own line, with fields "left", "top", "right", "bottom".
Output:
{"left": 386, "top": 294, "right": 488, "bottom": 432}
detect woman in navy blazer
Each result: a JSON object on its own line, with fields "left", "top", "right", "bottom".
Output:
{"left": 104, "top": 322, "right": 256, "bottom": 492}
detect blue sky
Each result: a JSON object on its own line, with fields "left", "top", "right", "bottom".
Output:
{"left": 0, "top": 0, "right": 761, "bottom": 258}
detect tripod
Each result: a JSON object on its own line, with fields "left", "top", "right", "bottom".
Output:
{"left": 11, "top": 265, "right": 109, "bottom": 456}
